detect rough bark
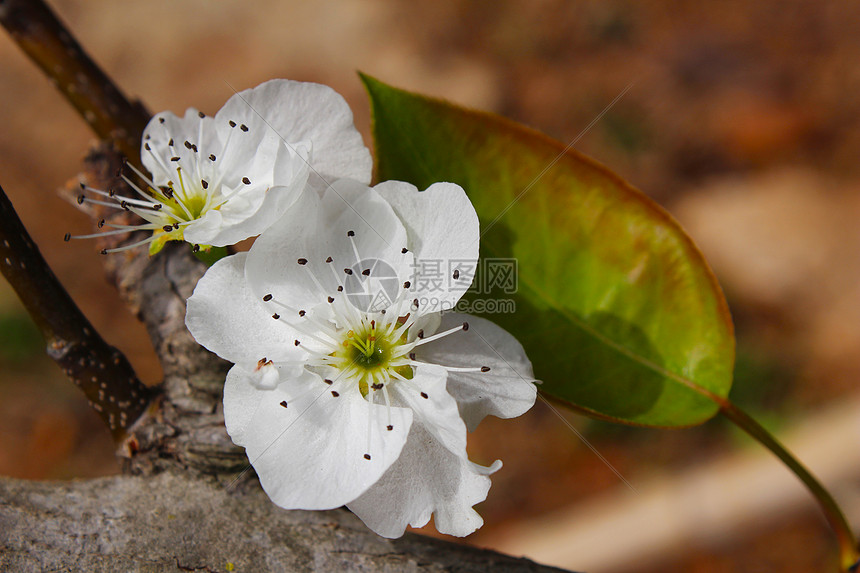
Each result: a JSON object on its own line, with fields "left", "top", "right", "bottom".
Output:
{"left": 0, "top": 473, "right": 567, "bottom": 573}
{"left": 0, "top": 144, "right": 573, "bottom": 572}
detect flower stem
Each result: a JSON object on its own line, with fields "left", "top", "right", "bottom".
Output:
{"left": 0, "top": 182, "right": 155, "bottom": 440}
{"left": 718, "top": 398, "right": 859, "bottom": 571}
{"left": 0, "top": 0, "right": 150, "bottom": 165}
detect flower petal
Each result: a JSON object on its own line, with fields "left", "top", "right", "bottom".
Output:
{"left": 142, "top": 103, "right": 312, "bottom": 246}
{"left": 185, "top": 252, "right": 306, "bottom": 366}
{"left": 187, "top": 141, "right": 309, "bottom": 246}
{"left": 216, "top": 79, "right": 372, "bottom": 186}
{"left": 224, "top": 365, "right": 412, "bottom": 510}
{"left": 376, "top": 181, "right": 479, "bottom": 313}
{"left": 141, "top": 108, "right": 216, "bottom": 187}
{"left": 389, "top": 363, "right": 467, "bottom": 458}
{"left": 417, "top": 312, "right": 537, "bottom": 431}
{"left": 246, "top": 180, "right": 413, "bottom": 317}
{"left": 347, "top": 422, "right": 501, "bottom": 538}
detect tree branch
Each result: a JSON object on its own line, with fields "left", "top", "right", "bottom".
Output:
{"left": 0, "top": 0, "right": 150, "bottom": 164}
{"left": 0, "top": 472, "right": 572, "bottom": 573}
{"left": 0, "top": 182, "right": 154, "bottom": 439}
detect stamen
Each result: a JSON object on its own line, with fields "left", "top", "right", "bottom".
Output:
{"left": 101, "top": 234, "right": 162, "bottom": 253}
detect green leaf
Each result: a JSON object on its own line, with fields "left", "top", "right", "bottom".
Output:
{"left": 361, "top": 74, "right": 735, "bottom": 427}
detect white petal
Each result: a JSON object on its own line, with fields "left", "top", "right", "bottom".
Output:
{"left": 142, "top": 108, "right": 216, "bottom": 186}
{"left": 246, "top": 180, "right": 413, "bottom": 317}
{"left": 376, "top": 181, "right": 479, "bottom": 313}
{"left": 417, "top": 313, "right": 537, "bottom": 431}
{"left": 140, "top": 106, "right": 310, "bottom": 247}
{"left": 211, "top": 109, "right": 282, "bottom": 188}
{"left": 389, "top": 364, "right": 467, "bottom": 458}
{"left": 185, "top": 252, "right": 305, "bottom": 366}
{"left": 347, "top": 422, "right": 501, "bottom": 538}
{"left": 183, "top": 208, "right": 225, "bottom": 245}
{"left": 252, "top": 361, "right": 281, "bottom": 390}
{"left": 224, "top": 365, "right": 412, "bottom": 510}
{"left": 216, "top": 79, "right": 371, "bottom": 185}
{"left": 408, "top": 312, "right": 442, "bottom": 343}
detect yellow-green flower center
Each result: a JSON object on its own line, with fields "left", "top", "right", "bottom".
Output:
{"left": 335, "top": 320, "right": 412, "bottom": 396}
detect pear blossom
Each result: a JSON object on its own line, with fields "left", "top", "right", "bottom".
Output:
{"left": 185, "top": 179, "right": 537, "bottom": 537}
{"left": 69, "top": 79, "right": 371, "bottom": 254}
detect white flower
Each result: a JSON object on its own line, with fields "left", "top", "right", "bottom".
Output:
{"left": 71, "top": 79, "right": 371, "bottom": 254}
{"left": 185, "top": 179, "right": 537, "bottom": 538}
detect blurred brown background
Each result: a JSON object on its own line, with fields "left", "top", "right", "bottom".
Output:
{"left": 2, "top": 1, "right": 860, "bottom": 571}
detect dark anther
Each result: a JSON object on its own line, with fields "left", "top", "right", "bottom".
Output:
{"left": 184, "top": 140, "right": 193, "bottom": 149}
{"left": 170, "top": 156, "right": 180, "bottom": 162}
{"left": 420, "top": 392, "right": 428, "bottom": 399}
{"left": 324, "top": 379, "right": 333, "bottom": 385}
{"left": 242, "top": 177, "right": 251, "bottom": 185}
{"left": 158, "top": 117, "right": 165, "bottom": 123}
{"left": 192, "top": 244, "right": 200, "bottom": 253}
{"left": 325, "top": 256, "right": 333, "bottom": 263}
{"left": 386, "top": 425, "right": 393, "bottom": 431}
{"left": 347, "top": 230, "right": 355, "bottom": 237}
{"left": 363, "top": 454, "right": 371, "bottom": 460}
{"left": 98, "top": 219, "right": 105, "bottom": 228}
{"left": 144, "top": 142, "right": 151, "bottom": 151}
{"left": 201, "top": 180, "right": 209, "bottom": 189}
{"left": 409, "top": 352, "right": 416, "bottom": 360}
{"left": 298, "top": 310, "right": 306, "bottom": 317}
{"left": 77, "top": 195, "right": 85, "bottom": 204}
{"left": 462, "top": 322, "right": 469, "bottom": 331}
{"left": 481, "top": 366, "right": 491, "bottom": 372}
{"left": 297, "top": 258, "right": 308, "bottom": 265}
{"left": 257, "top": 357, "right": 268, "bottom": 367}
{"left": 272, "top": 313, "right": 280, "bottom": 320}
{"left": 417, "top": 329, "right": 424, "bottom": 338}
{"left": 371, "top": 383, "right": 383, "bottom": 390}
{"left": 63, "top": 233, "right": 71, "bottom": 242}
{"left": 263, "top": 294, "right": 273, "bottom": 301}
{"left": 453, "top": 269, "right": 460, "bottom": 279}
{"left": 294, "top": 340, "right": 301, "bottom": 346}
{"left": 401, "top": 247, "right": 408, "bottom": 253}
{"left": 331, "top": 391, "right": 340, "bottom": 397}
{"left": 337, "top": 286, "right": 343, "bottom": 292}
{"left": 198, "top": 111, "right": 206, "bottom": 118}
{"left": 413, "top": 299, "right": 420, "bottom": 308}
{"left": 209, "top": 154, "right": 216, "bottom": 161}
{"left": 100, "top": 249, "right": 108, "bottom": 255}
{"left": 403, "top": 281, "right": 411, "bottom": 288}
{"left": 280, "top": 401, "right": 288, "bottom": 408}
{"left": 229, "top": 120, "right": 236, "bottom": 127}
{"left": 327, "top": 296, "right": 334, "bottom": 303}
{"left": 362, "top": 269, "right": 371, "bottom": 276}
{"left": 344, "top": 268, "right": 353, "bottom": 275}
{"left": 162, "top": 225, "right": 173, "bottom": 232}
{"left": 240, "top": 124, "right": 249, "bottom": 132}
{"left": 168, "top": 138, "right": 174, "bottom": 146}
